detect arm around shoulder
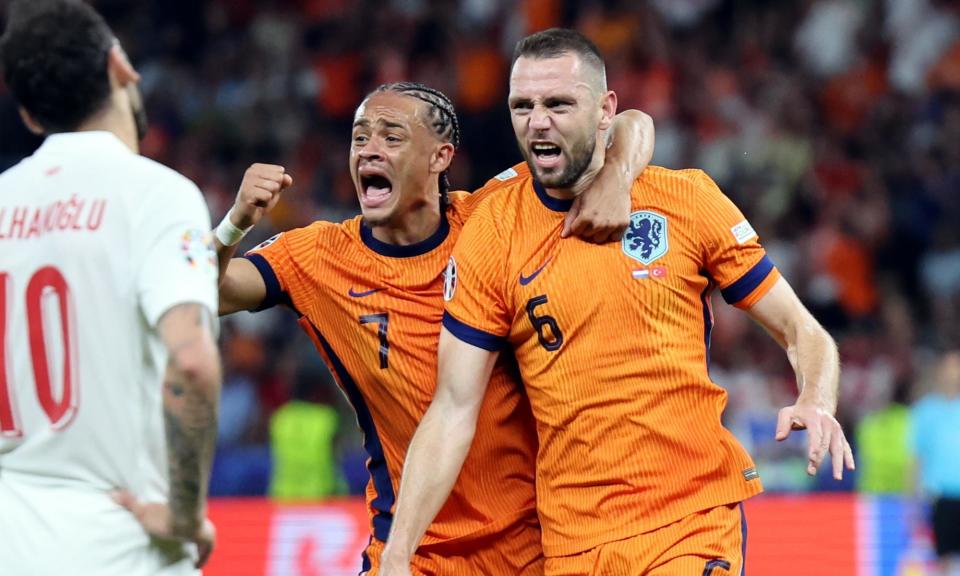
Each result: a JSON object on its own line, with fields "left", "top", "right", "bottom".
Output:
{"left": 564, "top": 109, "right": 655, "bottom": 243}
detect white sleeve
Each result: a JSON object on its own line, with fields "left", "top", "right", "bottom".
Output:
{"left": 136, "top": 176, "right": 218, "bottom": 327}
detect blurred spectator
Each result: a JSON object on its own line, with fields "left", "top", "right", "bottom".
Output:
{"left": 269, "top": 367, "right": 345, "bottom": 501}
{"left": 855, "top": 379, "right": 912, "bottom": 494}
{"left": 794, "top": 0, "right": 865, "bottom": 78}
{"left": 911, "top": 349, "right": 960, "bottom": 575}
{"left": 885, "top": 0, "right": 960, "bottom": 94}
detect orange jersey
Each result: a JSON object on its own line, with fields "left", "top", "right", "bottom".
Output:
{"left": 244, "top": 176, "right": 538, "bottom": 553}
{"left": 443, "top": 165, "right": 776, "bottom": 557}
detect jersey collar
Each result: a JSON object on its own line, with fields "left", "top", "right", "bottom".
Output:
{"left": 533, "top": 179, "right": 574, "bottom": 212}
{"left": 37, "top": 131, "right": 132, "bottom": 156}
{"left": 360, "top": 211, "right": 450, "bottom": 258}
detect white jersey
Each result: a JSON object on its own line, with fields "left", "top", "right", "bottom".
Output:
{"left": 0, "top": 132, "right": 217, "bottom": 574}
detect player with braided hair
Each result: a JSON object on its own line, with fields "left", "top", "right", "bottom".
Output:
{"left": 214, "top": 83, "right": 654, "bottom": 574}
{"left": 374, "top": 82, "right": 461, "bottom": 207}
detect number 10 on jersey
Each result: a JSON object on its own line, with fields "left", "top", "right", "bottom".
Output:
{"left": 0, "top": 268, "right": 78, "bottom": 437}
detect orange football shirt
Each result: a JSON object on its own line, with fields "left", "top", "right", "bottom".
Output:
{"left": 443, "top": 165, "right": 776, "bottom": 557}
{"left": 244, "top": 177, "right": 538, "bottom": 557}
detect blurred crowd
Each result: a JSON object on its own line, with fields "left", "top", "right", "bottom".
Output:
{"left": 2, "top": 0, "right": 959, "bottom": 497}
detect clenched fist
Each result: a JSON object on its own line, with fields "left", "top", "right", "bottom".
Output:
{"left": 229, "top": 163, "right": 294, "bottom": 230}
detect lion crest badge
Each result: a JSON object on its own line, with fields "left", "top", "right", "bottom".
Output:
{"left": 622, "top": 210, "right": 669, "bottom": 265}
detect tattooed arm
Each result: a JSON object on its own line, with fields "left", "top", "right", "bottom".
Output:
{"left": 159, "top": 302, "right": 221, "bottom": 535}
{"left": 114, "top": 302, "right": 221, "bottom": 567}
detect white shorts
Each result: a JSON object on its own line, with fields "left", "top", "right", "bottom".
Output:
{"left": 0, "top": 476, "right": 198, "bottom": 576}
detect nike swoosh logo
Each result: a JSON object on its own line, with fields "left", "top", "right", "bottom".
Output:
{"left": 348, "top": 287, "right": 382, "bottom": 298}
{"left": 519, "top": 258, "right": 552, "bottom": 286}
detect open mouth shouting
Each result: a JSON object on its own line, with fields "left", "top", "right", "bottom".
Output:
{"left": 530, "top": 141, "right": 563, "bottom": 170}
{"left": 359, "top": 167, "right": 394, "bottom": 208}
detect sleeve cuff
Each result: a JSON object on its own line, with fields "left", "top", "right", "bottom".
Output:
{"left": 144, "top": 295, "right": 218, "bottom": 330}
{"left": 243, "top": 253, "right": 290, "bottom": 311}
{"left": 720, "top": 255, "right": 776, "bottom": 306}
{"left": 442, "top": 312, "right": 506, "bottom": 352}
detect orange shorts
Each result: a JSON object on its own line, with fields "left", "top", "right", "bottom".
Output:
{"left": 544, "top": 503, "right": 746, "bottom": 576}
{"left": 363, "top": 513, "right": 544, "bottom": 576}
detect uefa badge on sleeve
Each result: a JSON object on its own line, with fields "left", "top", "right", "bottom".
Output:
{"left": 250, "top": 232, "right": 282, "bottom": 253}
{"left": 443, "top": 257, "right": 457, "bottom": 302}
{"left": 181, "top": 229, "right": 217, "bottom": 274}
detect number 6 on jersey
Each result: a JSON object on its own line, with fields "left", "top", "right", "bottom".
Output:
{"left": 526, "top": 295, "right": 563, "bottom": 352}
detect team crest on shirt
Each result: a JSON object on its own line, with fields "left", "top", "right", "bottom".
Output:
{"left": 443, "top": 257, "right": 457, "bottom": 302}
{"left": 622, "top": 211, "right": 669, "bottom": 265}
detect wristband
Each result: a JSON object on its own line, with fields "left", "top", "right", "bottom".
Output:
{"left": 215, "top": 208, "right": 253, "bottom": 246}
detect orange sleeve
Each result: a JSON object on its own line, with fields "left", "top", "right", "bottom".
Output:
{"left": 242, "top": 225, "right": 319, "bottom": 312}
{"left": 694, "top": 171, "right": 781, "bottom": 309}
{"left": 442, "top": 206, "right": 511, "bottom": 351}
{"left": 455, "top": 162, "right": 529, "bottom": 223}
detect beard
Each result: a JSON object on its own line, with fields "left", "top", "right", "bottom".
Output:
{"left": 126, "top": 83, "right": 149, "bottom": 141}
{"left": 522, "top": 134, "right": 597, "bottom": 189}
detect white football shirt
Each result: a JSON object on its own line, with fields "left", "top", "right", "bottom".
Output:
{"left": 0, "top": 131, "right": 217, "bottom": 502}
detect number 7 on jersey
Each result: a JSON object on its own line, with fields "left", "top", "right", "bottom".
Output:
{"left": 359, "top": 313, "right": 389, "bottom": 369}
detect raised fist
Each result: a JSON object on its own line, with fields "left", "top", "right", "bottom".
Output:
{"left": 229, "top": 163, "right": 293, "bottom": 230}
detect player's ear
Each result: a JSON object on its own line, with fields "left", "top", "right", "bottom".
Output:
{"left": 430, "top": 142, "right": 456, "bottom": 175}
{"left": 106, "top": 42, "right": 141, "bottom": 88}
{"left": 597, "top": 90, "right": 618, "bottom": 131}
{"left": 18, "top": 107, "right": 44, "bottom": 135}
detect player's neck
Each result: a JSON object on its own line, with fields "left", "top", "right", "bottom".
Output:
{"left": 371, "top": 199, "right": 443, "bottom": 246}
{"left": 75, "top": 105, "right": 139, "bottom": 154}
{"left": 545, "top": 134, "right": 608, "bottom": 200}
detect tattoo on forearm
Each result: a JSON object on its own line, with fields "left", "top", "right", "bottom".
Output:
{"left": 163, "top": 377, "right": 217, "bottom": 535}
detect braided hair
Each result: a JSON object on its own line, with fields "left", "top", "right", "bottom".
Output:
{"left": 374, "top": 82, "right": 461, "bottom": 207}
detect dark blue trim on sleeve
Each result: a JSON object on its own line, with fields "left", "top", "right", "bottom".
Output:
{"left": 720, "top": 255, "right": 775, "bottom": 305}
{"left": 442, "top": 312, "right": 507, "bottom": 352}
{"left": 308, "top": 322, "right": 395, "bottom": 543}
{"left": 243, "top": 253, "right": 291, "bottom": 311}
{"left": 533, "top": 180, "right": 574, "bottom": 212}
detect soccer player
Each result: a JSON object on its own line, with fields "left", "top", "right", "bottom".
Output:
{"left": 0, "top": 1, "right": 221, "bottom": 574}
{"left": 380, "top": 29, "right": 857, "bottom": 576}
{"left": 215, "top": 83, "right": 654, "bottom": 574}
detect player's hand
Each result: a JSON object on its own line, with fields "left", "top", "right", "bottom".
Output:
{"left": 377, "top": 550, "right": 414, "bottom": 576}
{"left": 230, "top": 163, "right": 294, "bottom": 230}
{"left": 562, "top": 163, "right": 631, "bottom": 244}
{"left": 111, "top": 491, "right": 217, "bottom": 568}
{"left": 775, "top": 402, "right": 855, "bottom": 480}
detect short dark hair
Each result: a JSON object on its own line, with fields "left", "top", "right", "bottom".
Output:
{"left": 512, "top": 28, "right": 606, "bottom": 78}
{"left": 0, "top": 0, "right": 115, "bottom": 133}
{"left": 373, "top": 82, "right": 461, "bottom": 207}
